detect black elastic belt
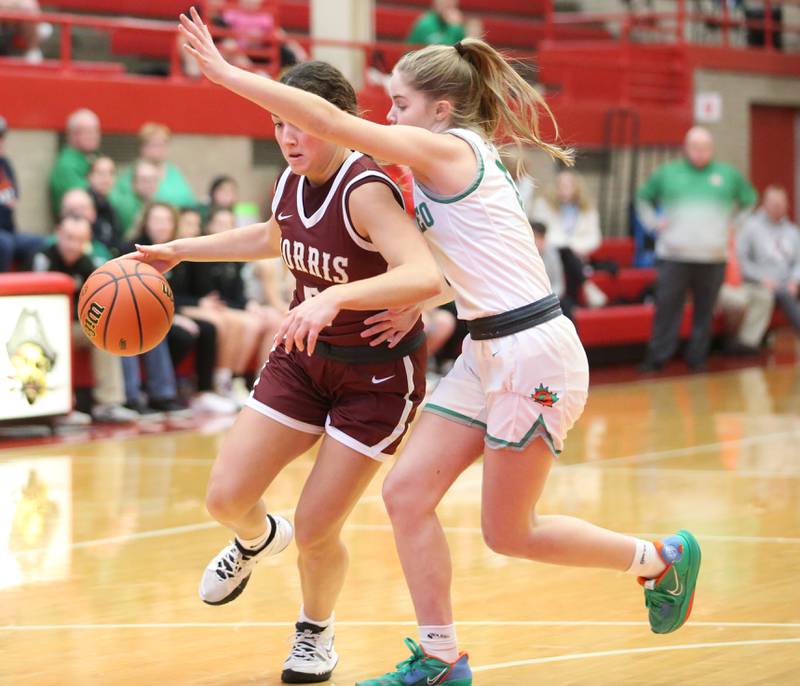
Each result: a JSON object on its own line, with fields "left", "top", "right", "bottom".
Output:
{"left": 314, "top": 331, "right": 426, "bottom": 364}
{"left": 466, "top": 294, "right": 562, "bottom": 340}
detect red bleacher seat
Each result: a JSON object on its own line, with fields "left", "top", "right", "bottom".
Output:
{"left": 44, "top": 1, "right": 190, "bottom": 19}
{"left": 589, "top": 237, "right": 635, "bottom": 269}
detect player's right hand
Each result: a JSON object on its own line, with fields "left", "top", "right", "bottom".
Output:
{"left": 123, "top": 242, "right": 182, "bottom": 274}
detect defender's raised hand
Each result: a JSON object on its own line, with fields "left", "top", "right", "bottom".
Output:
{"left": 179, "top": 6, "right": 232, "bottom": 85}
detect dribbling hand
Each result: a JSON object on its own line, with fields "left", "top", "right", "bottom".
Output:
{"left": 121, "top": 242, "right": 181, "bottom": 274}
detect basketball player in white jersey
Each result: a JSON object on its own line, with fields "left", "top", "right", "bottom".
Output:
{"left": 179, "top": 9, "right": 701, "bottom": 686}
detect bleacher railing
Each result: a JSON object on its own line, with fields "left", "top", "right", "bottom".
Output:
{"left": 544, "top": 0, "right": 799, "bottom": 53}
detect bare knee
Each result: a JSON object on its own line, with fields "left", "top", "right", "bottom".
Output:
{"left": 481, "top": 517, "right": 539, "bottom": 558}
{"left": 294, "top": 511, "right": 341, "bottom": 556}
{"left": 205, "top": 480, "right": 255, "bottom": 524}
{"left": 382, "top": 472, "right": 430, "bottom": 524}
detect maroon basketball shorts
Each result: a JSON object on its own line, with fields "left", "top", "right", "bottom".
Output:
{"left": 246, "top": 338, "right": 427, "bottom": 460}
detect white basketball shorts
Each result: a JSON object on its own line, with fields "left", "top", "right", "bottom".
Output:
{"left": 424, "top": 315, "right": 589, "bottom": 455}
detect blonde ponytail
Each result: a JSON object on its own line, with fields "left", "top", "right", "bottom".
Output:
{"left": 396, "top": 39, "right": 574, "bottom": 167}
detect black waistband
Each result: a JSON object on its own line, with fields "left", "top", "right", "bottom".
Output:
{"left": 466, "top": 294, "right": 562, "bottom": 340}
{"left": 313, "top": 331, "right": 426, "bottom": 364}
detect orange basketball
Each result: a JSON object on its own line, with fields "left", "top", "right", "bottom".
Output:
{"left": 77, "top": 259, "right": 174, "bottom": 356}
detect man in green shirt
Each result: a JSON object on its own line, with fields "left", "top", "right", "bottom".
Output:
{"left": 407, "top": 0, "right": 466, "bottom": 45}
{"left": 637, "top": 126, "right": 757, "bottom": 372}
{"left": 49, "top": 109, "right": 101, "bottom": 218}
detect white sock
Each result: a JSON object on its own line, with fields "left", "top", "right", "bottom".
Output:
{"left": 419, "top": 624, "right": 458, "bottom": 663}
{"left": 214, "top": 368, "right": 233, "bottom": 393}
{"left": 626, "top": 539, "right": 667, "bottom": 578}
{"left": 236, "top": 516, "right": 274, "bottom": 552}
{"left": 300, "top": 606, "right": 334, "bottom": 629}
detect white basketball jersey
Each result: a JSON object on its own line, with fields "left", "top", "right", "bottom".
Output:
{"left": 412, "top": 128, "right": 552, "bottom": 320}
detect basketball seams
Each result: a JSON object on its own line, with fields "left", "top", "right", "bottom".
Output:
{"left": 101, "top": 279, "right": 120, "bottom": 351}
{"left": 79, "top": 276, "right": 117, "bottom": 321}
{"left": 134, "top": 262, "right": 173, "bottom": 326}
{"left": 119, "top": 261, "right": 144, "bottom": 353}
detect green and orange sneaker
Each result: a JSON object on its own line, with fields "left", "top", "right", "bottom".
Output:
{"left": 639, "top": 529, "right": 701, "bottom": 634}
{"left": 356, "top": 638, "right": 472, "bottom": 686}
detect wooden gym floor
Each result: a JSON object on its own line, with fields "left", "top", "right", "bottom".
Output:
{"left": 1, "top": 361, "right": 800, "bottom": 685}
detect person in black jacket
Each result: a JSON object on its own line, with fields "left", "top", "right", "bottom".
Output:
{"left": 87, "top": 156, "right": 126, "bottom": 257}
{"left": 170, "top": 207, "right": 274, "bottom": 397}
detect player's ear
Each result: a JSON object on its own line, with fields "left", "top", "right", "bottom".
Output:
{"left": 433, "top": 99, "right": 453, "bottom": 124}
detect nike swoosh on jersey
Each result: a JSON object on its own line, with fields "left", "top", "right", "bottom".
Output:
{"left": 277, "top": 212, "right": 293, "bottom": 221}
{"left": 371, "top": 375, "right": 395, "bottom": 384}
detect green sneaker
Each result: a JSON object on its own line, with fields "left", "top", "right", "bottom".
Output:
{"left": 639, "top": 529, "right": 701, "bottom": 634}
{"left": 356, "top": 638, "right": 472, "bottom": 686}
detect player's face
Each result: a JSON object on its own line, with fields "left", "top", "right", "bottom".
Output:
{"left": 273, "top": 117, "right": 339, "bottom": 179}
{"left": 387, "top": 70, "right": 440, "bottom": 131}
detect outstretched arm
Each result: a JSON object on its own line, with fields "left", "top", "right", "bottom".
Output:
{"left": 179, "top": 7, "right": 463, "bottom": 181}
{"left": 127, "top": 217, "right": 281, "bottom": 273}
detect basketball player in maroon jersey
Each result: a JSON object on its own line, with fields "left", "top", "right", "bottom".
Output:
{"left": 130, "top": 61, "right": 440, "bottom": 683}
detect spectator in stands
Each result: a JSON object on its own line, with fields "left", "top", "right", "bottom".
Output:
{"left": 177, "top": 206, "right": 202, "bottom": 238}
{"left": 407, "top": 0, "right": 466, "bottom": 45}
{"left": 727, "top": 185, "right": 800, "bottom": 351}
{"left": 32, "top": 215, "right": 138, "bottom": 423}
{"left": 112, "top": 123, "right": 196, "bottom": 224}
{"left": 86, "top": 156, "right": 125, "bottom": 257}
{"left": 209, "top": 0, "right": 307, "bottom": 72}
{"left": 638, "top": 126, "right": 757, "bottom": 372}
{"left": 0, "top": 115, "right": 44, "bottom": 271}
{"left": 201, "top": 174, "right": 237, "bottom": 222}
{"left": 531, "top": 220, "right": 570, "bottom": 318}
{"left": 111, "top": 158, "right": 161, "bottom": 236}
{"left": 531, "top": 171, "right": 607, "bottom": 308}
{"left": 121, "top": 202, "right": 191, "bottom": 417}
{"left": 49, "top": 108, "right": 101, "bottom": 217}
{"left": 60, "top": 187, "right": 114, "bottom": 260}
{"left": 0, "top": 0, "right": 48, "bottom": 63}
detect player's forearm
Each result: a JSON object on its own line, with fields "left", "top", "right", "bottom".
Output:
{"left": 327, "top": 262, "right": 441, "bottom": 312}
{"left": 172, "top": 222, "right": 277, "bottom": 262}
{"left": 221, "top": 64, "right": 341, "bottom": 139}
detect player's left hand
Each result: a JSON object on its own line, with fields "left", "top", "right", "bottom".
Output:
{"left": 362, "top": 305, "right": 421, "bottom": 348}
{"left": 275, "top": 290, "right": 341, "bottom": 356}
{"left": 179, "top": 6, "right": 233, "bottom": 85}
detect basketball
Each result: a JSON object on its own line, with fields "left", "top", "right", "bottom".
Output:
{"left": 77, "top": 258, "right": 174, "bottom": 356}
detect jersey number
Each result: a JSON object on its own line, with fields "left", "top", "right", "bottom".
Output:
{"left": 303, "top": 286, "right": 320, "bottom": 300}
{"left": 415, "top": 201, "right": 434, "bottom": 233}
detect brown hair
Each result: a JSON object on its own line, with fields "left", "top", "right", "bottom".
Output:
{"left": 279, "top": 61, "right": 358, "bottom": 116}
{"left": 134, "top": 202, "right": 179, "bottom": 244}
{"left": 396, "top": 39, "right": 573, "bottom": 166}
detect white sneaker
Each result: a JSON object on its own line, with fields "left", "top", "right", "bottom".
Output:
{"left": 198, "top": 514, "right": 293, "bottom": 605}
{"left": 91, "top": 403, "right": 139, "bottom": 424}
{"left": 191, "top": 391, "right": 238, "bottom": 415}
{"left": 281, "top": 622, "right": 338, "bottom": 684}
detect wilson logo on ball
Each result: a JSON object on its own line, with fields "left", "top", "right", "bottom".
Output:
{"left": 161, "top": 282, "right": 174, "bottom": 301}
{"left": 83, "top": 301, "right": 106, "bottom": 338}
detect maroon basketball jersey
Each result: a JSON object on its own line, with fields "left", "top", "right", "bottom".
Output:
{"left": 273, "top": 152, "right": 424, "bottom": 347}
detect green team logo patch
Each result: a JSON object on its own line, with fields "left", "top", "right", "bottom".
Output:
{"left": 531, "top": 383, "right": 559, "bottom": 407}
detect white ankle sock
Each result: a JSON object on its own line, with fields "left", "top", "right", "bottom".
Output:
{"left": 236, "top": 516, "right": 274, "bottom": 552}
{"left": 419, "top": 624, "right": 458, "bottom": 663}
{"left": 300, "top": 606, "right": 334, "bottom": 629}
{"left": 626, "top": 539, "right": 667, "bottom": 578}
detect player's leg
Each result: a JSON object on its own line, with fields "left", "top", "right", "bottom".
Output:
{"left": 199, "top": 406, "right": 320, "bottom": 605}
{"left": 280, "top": 436, "right": 381, "bottom": 683}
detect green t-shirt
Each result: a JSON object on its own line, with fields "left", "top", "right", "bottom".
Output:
{"left": 637, "top": 159, "right": 757, "bottom": 262}
{"left": 49, "top": 146, "right": 92, "bottom": 217}
{"left": 407, "top": 10, "right": 466, "bottom": 45}
{"left": 110, "top": 162, "right": 197, "bottom": 235}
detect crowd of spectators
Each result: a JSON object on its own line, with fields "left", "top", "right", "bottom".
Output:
{"left": 2, "top": 107, "right": 294, "bottom": 425}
